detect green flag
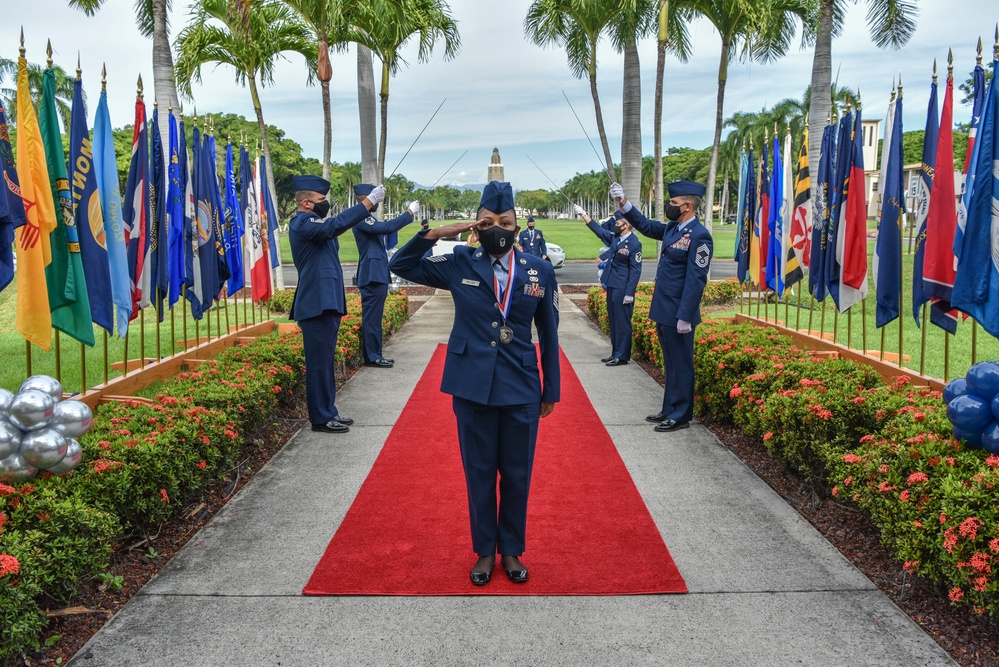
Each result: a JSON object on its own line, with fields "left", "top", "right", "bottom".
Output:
{"left": 39, "top": 66, "right": 94, "bottom": 346}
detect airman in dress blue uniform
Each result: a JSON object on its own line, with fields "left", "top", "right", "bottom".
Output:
{"left": 389, "top": 181, "right": 560, "bottom": 587}
{"left": 351, "top": 183, "right": 420, "bottom": 368}
{"left": 611, "top": 180, "right": 713, "bottom": 433}
{"left": 575, "top": 205, "right": 642, "bottom": 365}
{"left": 517, "top": 216, "right": 548, "bottom": 260}
{"left": 288, "top": 176, "right": 384, "bottom": 433}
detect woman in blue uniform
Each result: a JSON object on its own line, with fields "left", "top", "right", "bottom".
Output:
{"left": 389, "top": 181, "right": 560, "bottom": 586}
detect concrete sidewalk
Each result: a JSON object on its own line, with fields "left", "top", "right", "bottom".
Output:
{"left": 67, "top": 294, "right": 955, "bottom": 666}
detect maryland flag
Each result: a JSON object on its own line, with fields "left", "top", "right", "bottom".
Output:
{"left": 14, "top": 52, "right": 55, "bottom": 350}
{"left": 791, "top": 128, "right": 812, "bottom": 271}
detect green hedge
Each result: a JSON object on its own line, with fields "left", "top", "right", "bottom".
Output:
{"left": 585, "top": 288, "right": 999, "bottom": 617}
{"left": 691, "top": 319, "right": 999, "bottom": 617}
{"left": 0, "top": 292, "right": 410, "bottom": 661}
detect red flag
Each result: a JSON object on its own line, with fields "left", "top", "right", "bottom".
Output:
{"left": 842, "top": 113, "right": 868, "bottom": 290}
{"left": 922, "top": 73, "right": 958, "bottom": 326}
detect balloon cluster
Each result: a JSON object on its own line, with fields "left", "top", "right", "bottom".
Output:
{"left": 944, "top": 361, "right": 999, "bottom": 454}
{"left": 0, "top": 376, "right": 93, "bottom": 483}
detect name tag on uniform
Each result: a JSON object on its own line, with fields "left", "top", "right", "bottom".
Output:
{"left": 523, "top": 283, "right": 546, "bottom": 298}
{"left": 461, "top": 278, "right": 480, "bottom": 287}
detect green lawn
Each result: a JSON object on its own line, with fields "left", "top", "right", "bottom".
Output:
{"left": 0, "top": 283, "right": 271, "bottom": 394}
{"left": 277, "top": 217, "right": 741, "bottom": 264}
{"left": 726, "top": 248, "right": 998, "bottom": 383}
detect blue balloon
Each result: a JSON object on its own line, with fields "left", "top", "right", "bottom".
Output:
{"left": 943, "top": 378, "right": 970, "bottom": 405}
{"left": 947, "top": 394, "right": 993, "bottom": 432}
{"left": 966, "top": 361, "right": 999, "bottom": 401}
{"left": 953, "top": 426, "right": 983, "bottom": 448}
{"left": 983, "top": 422, "right": 999, "bottom": 454}
{"left": 993, "top": 394, "right": 999, "bottom": 423}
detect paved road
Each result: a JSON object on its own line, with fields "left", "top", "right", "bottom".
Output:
{"left": 283, "top": 258, "right": 737, "bottom": 287}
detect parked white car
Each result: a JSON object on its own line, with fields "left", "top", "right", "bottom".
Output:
{"left": 431, "top": 233, "right": 565, "bottom": 270}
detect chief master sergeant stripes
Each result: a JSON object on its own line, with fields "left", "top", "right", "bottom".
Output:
{"left": 612, "top": 179, "right": 712, "bottom": 433}
{"left": 351, "top": 183, "right": 419, "bottom": 369}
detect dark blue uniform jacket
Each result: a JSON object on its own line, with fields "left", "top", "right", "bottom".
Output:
{"left": 352, "top": 211, "right": 414, "bottom": 286}
{"left": 585, "top": 221, "right": 642, "bottom": 296}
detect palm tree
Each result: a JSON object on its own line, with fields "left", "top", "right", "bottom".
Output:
{"left": 174, "top": 0, "right": 316, "bottom": 227}
{"left": 805, "top": 0, "right": 917, "bottom": 215}
{"left": 68, "top": 0, "right": 181, "bottom": 142}
{"left": 682, "top": 0, "right": 811, "bottom": 230}
{"left": 650, "top": 0, "right": 693, "bottom": 219}
{"left": 350, "top": 0, "right": 460, "bottom": 183}
{"left": 281, "top": 0, "right": 367, "bottom": 181}
{"left": 356, "top": 45, "right": 379, "bottom": 184}
{"left": 0, "top": 56, "right": 76, "bottom": 132}
{"left": 524, "top": 0, "right": 625, "bottom": 184}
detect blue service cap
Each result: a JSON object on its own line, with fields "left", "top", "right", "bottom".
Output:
{"left": 292, "top": 175, "right": 330, "bottom": 194}
{"left": 479, "top": 181, "right": 515, "bottom": 213}
{"left": 614, "top": 210, "right": 623, "bottom": 220}
{"left": 668, "top": 180, "right": 706, "bottom": 198}
{"left": 353, "top": 183, "right": 375, "bottom": 196}
{"left": 527, "top": 215, "right": 535, "bottom": 222}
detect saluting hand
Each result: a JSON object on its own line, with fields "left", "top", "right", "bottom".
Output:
{"left": 366, "top": 185, "right": 386, "bottom": 206}
{"left": 424, "top": 220, "right": 478, "bottom": 240}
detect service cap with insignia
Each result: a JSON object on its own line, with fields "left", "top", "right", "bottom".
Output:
{"left": 668, "top": 180, "right": 706, "bottom": 198}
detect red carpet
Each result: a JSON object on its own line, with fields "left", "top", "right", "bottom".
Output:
{"left": 303, "top": 345, "right": 687, "bottom": 596}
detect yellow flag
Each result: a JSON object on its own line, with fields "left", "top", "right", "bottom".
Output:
{"left": 14, "top": 54, "right": 55, "bottom": 351}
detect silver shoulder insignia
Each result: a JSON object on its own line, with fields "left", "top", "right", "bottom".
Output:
{"left": 428, "top": 255, "right": 448, "bottom": 263}
{"left": 695, "top": 244, "right": 710, "bottom": 268}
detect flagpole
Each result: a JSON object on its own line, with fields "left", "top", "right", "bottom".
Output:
{"left": 80, "top": 342, "right": 86, "bottom": 393}
{"left": 861, "top": 297, "right": 867, "bottom": 358}
{"left": 123, "top": 332, "right": 129, "bottom": 378}
{"left": 103, "top": 330, "right": 109, "bottom": 385}
{"left": 944, "top": 332, "right": 951, "bottom": 382}
{"left": 795, "top": 286, "right": 803, "bottom": 331}
{"left": 897, "top": 76, "right": 905, "bottom": 370}
{"left": 807, "top": 295, "right": 815, "bottom": 336}
{"left": 919, "top": 304, "right": 928, "bottom": 375}
{"left": 55, "top": 333, "right": 62, "bottom": 383}
{"left": 25, "top": 341, "right": 31, "bottom": 377}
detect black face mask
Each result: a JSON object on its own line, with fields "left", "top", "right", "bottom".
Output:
{"left": 478, "top": 225, "right": 517, "bottom": 256}
{"left": 613, "top": 225, "right": 625, "bottom": 236}
{"left": 312, "top": 200, "right": 331, "bottom": 218}
{"left": 369, "top": 203, "right": 379, "bottom": 214}
{"left": 664, "top": 203, "right": 683, "bottom": 221}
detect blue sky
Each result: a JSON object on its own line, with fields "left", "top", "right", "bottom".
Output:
{"left": 2, "top": 0, "right": 993, "bottom": 190}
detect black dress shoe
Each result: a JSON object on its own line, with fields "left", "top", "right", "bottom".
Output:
{"left": 600, "top": 356, "right": 615, "bottom": 363}
{"left": 654, "top": 418, "right": 689, "bottom": 432}
{"left": 333, "top": 415, "right": 354, "bottom": 426}
{"left": 645, "top": 412, "right": 668, "bottom": 423}
{"left": 605, "top": 358, "right": 628, "bottom": 367}
{"left": 382, "top": 357, "right": 394, "bottom": 364}
{"left": 502, "top": 565, "right": 529, "bottom": 583}
{"left": 470, "top": 569, "right": 492, "bottom": 586}
{"left": 311, "top": 420, "right": 350, "bottom": 433}
{"left": 364, "top": 359, "right": 394, "bottom": 368}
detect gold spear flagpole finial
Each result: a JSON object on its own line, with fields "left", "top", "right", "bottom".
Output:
{"left": 137, "top": 74, "right": 143, "bottom": 99}
{"left": 46, "top": 39, "right": 52, "bottom": 68}
{"left": 994, "top": 24, "right": 998, "bottom": 61}
{"left": 977, "top": 37, "right": 983, "bottom": 65}
{"left": 856, "top": 88, "right": 862, "bottom": 111}
{"left": 179, "top": 102, "right": 184, "bottom": 119}
{"left": 947, "top": 48, "right": 954, "bottom": 78}
{"left": 101, "top": 63, "right": 107, "bottom": 92}
{"left": 764, "top": 125, "right": 769, "bottom": 142}
{"left": 897, "top": 71, "right": 903, "bottom": 98}
{"left": 932, "top": 58, "right": 938, "bottom": 84}
{"left": 19, "top": 27, "right": 25, "bottom": 57}
{"left": 76, "top": 52, "right": 81, "bottom": 80}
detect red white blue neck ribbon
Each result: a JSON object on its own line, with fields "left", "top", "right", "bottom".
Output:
{"left": 493, "top": 253, "right": 516, "bottom": 321}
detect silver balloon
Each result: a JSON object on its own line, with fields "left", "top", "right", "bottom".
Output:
{"left": 0, "top": 387, "right": 14, "bottom": 412}
{"left": 0, "top": 420, "right": 21, "bottom": 459}
{"left": 7, "top": 389, "right": 57, "bottom": 432}
{"left": 18, "top": 375, "right": 63, "bottom": 401}
{"left": 19, "top": 427, "right": 68, "bottom": 469}
{"left": 0, "top": 452, "right": 38, "bottom": 482}
{"left": 51, "top": 400, "right": 94, "bottom": 438}
{"left": 46, "top": 438, "right": 82, "bottom": 475}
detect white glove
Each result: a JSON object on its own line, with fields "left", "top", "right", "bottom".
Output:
{"left": 623, "top": 295, "right": 634, "bottom": 304}
{"left": 677, "top": 319, "right": 692, "bottom": 334}
{"left": 609, "top": 182, "right": 625, "bottom": 203}
{"left": 573, "top": 204, "right": 587, "bottom": 217}
{"left": 367, "top": 185, "right": 386, "bottom": 205}
{"left": 408, "top": 200, "right": 420, "bottom": 216}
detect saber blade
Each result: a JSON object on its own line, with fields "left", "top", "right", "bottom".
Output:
{"left": 525, "top": 154, "right": 575, "bottom": 206}
{"left": 387, "top": 97, "right": 447, "bottom": 179}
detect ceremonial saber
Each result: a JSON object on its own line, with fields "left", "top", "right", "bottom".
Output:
{"left": 525, "top": 154, "right": 576, "bottom": 207}
{"left": 562, "top": 90, "right": 616, "bottom": 183}
{"left": 387, "top": 98, "right": 447, "bottom": 179}
{"left": 429, "top": 150, "right": 469, "bottom": 188}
